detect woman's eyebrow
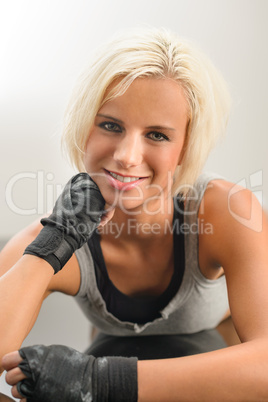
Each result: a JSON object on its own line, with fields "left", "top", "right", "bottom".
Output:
{"left": 145, "top": 125, "right": 175, "bottom": 131}
{"left": 96, "top": 114, "right": 123, "bottom": 123}
{"left": 97, "top": 113, "right": 175, "bottom": 131}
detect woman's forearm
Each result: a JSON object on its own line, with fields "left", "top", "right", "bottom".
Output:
{"left": 138, "top": 338, "right": 268, "bottom": 401}
{"left": 0, "top": 255, "right": 54, "bottom": 372}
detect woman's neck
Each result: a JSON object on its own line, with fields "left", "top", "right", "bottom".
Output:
{"left": 98, "top": 195, "right": 175, "bottom": 242}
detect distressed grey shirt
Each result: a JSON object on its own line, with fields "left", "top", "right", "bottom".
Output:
{"left": 74, "top": 172, "right": 229, "bottom": 336}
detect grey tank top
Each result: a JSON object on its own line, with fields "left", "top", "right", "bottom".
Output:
{"left": 74, "top": 172, "right": 229, "bottom": 336}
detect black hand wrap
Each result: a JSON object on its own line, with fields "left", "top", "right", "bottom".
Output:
{"left": 17, "top": 345, "right": 138, "bottom": 402}
{"left": 24, "top": 173, "right": 105, "bottom": 273}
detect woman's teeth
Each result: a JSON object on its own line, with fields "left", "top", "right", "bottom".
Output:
{"left": 109, "top": 171, "right": 140, "bottom": 183}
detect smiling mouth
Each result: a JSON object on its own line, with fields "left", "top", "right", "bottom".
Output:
{"left": 105, "top": 169, "right": 145, "bottom": 183}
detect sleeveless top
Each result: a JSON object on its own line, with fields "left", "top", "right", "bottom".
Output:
{"left": 87, "top": 198, "right": 185, "bottom": 324}
{"left": 74, "top": 172, "right": 229, "bottom": 336}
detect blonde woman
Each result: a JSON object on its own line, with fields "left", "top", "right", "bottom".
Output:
{"left": 1, "top": 28, "right": 268, "bottom": 401}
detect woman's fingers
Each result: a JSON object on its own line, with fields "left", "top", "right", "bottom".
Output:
{"left": 11, "top": 383, "right": 25, "bottom": 400}
{"left": 5, "top": 367, "right": 26, "bottom": 386}
{"left": 2, "top": 351, "right": 23, "bottom": 371}
{"left": 2, "top": 352, "right": 27, "bottom": 400}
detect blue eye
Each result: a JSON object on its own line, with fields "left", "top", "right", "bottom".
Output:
{"left": 99, "top": 122, "right": 122, "bottom": 132}
{"left": 147, "top": 132, "right": 170, "bottom": 142}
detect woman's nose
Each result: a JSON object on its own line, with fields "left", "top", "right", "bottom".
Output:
{"left": 113, "top": 133, "right": 143, "bottom": 168}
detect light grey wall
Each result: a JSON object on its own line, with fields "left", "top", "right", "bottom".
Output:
{"left": 0, "top": 2, "right": 267, "bottom": 393}
{"left": 1, "top": 0, "right": 268, "bottom": 241}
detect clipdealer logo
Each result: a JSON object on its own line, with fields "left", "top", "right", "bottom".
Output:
{"left": 5, "top": 171, "right": 62, "bottom": 215}
{"left": 97, "top": 217, "right": 213, "bottom": 239}
{"left": 5, "top": 170, "right": 265, "bottom": 235}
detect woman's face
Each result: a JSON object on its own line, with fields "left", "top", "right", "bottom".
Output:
{"left": 84, "top": 77, "right": 188, "bottom": 214}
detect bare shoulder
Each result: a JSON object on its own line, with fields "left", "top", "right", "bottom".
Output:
{"left": 0, "top": 219, "right": 81, "bottom": 297}
{"left": 199, "top": 178, "right": 267, "bottom": 270}
{"left": 201, "top": 178, "right": 264, "bottom": 233}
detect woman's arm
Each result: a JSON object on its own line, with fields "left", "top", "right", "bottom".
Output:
{"left": 0, "top": 173, "right": 111, "bottom": 374}
{"left": 138, "top": 339, "right": 268, "bottom": 401}
{"left": 138, "top": 180, "right": 268, "bottom": 401}
{"left": 0, "top": 221, "right": 80, "bottom": 373}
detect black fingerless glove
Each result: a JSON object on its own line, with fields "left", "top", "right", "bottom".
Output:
{"left": 24, "top": 173, "right": 105, "bottom": 273}
{"left": 17, "top": 345, "right": 138, "bottom": 402}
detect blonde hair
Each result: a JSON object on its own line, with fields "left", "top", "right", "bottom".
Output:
{"left": 62, "top": 27, "right": 231, "bottom": 195}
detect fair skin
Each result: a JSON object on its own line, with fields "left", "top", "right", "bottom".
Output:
{"left": 1, "top": 77, "right": 268, "bottom": 401}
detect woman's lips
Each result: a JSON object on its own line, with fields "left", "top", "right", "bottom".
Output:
{"left": 104, "top": 169, "right": 148, "bottom": 191}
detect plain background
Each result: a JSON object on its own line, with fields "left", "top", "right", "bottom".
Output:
{"left": 1, "top": 0, "right": 268, "bottom": 396}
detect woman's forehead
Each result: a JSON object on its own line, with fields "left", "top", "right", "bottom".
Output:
{"left": 99, "top": 77, "right": 189, "bottom": 126}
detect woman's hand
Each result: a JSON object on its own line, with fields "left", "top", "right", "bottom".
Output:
{"left": 2, "top": 352, "right": 26, "bottom": 402}
{"left": 24, "top": 173, "right": 107, "bottom": 274}
{"left": 1, "top": 345, "right": 137, "bottom": 402}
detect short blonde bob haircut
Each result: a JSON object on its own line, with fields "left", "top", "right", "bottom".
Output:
{"left": 62, "top": 27, "right": 231, "bottom": 196}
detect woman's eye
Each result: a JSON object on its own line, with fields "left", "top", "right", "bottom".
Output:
{"left": 100, "top": 122, "right": 121, "bottom": 132}
{"left": 148, "top": 132, "right": 170, "bottom": 142}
